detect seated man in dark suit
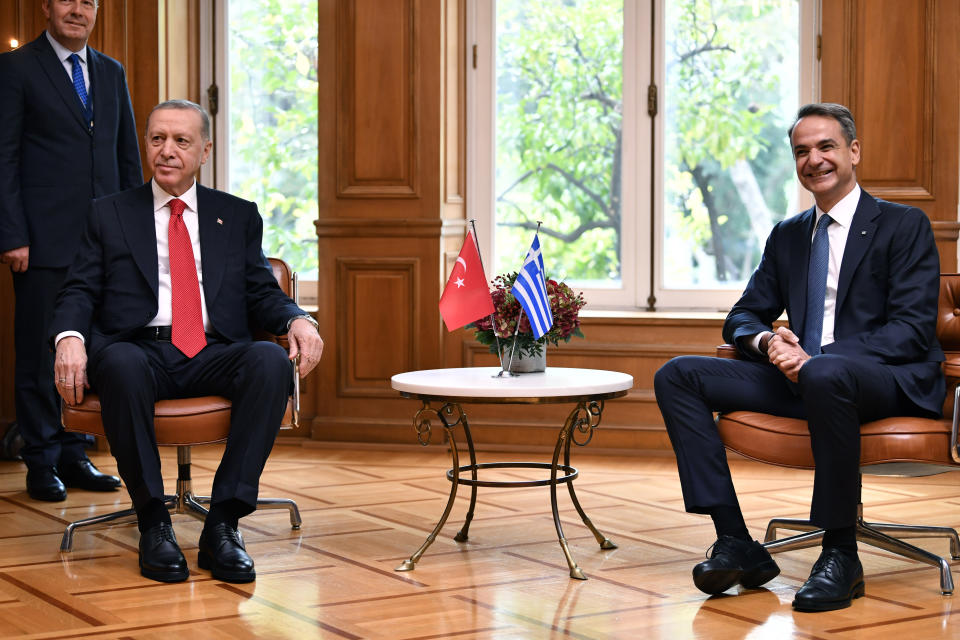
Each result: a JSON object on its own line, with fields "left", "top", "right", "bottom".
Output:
{"left": 654, "top": 103, "right": 943, "bottom": 611}
{"left": 50, "top": 99, "right": 324, "bottom": 584}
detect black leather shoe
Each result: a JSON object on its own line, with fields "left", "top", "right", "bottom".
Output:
{"left": 198, "top": 523, "right": 255, "bottom": 583}
{"left": 693, "top": 535, "right": 780, "bottom": 594}
{"left": 139, "top": 523, "right": 189, "bottom": 583}
{"left": 792, "top": 548, "right": 864, "bottom": 611}
{"left": 26, "top": 466, "right": 66, "bottom": 502}
{"left": 58, "top": 459, "right": 121, "bottom": 491}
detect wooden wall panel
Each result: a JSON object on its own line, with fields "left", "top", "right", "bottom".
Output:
{"left": 314, "top": 0, "right": 446, "bottom": 441}
{"left": 821, "top": 0, "right": 960, "bottom": 269}
{"left": 336, "top": 258, "right": 420, "bottom": 396}
{"left": 337, "top": 0, "right": 418, "bottom": 197}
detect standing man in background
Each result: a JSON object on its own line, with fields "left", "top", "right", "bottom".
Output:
{"left": 0, "top": 0, "right": 142, "bottom": 501}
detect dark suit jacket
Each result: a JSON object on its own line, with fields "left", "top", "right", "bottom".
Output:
{"left": 723, "top": 190, "right": 945, "bottom": 416}
{"left": 49, "top": 182, "right": 305, "bottom": 360}
{"left": 0, "top": 33, "right": 142, "bottom": 268}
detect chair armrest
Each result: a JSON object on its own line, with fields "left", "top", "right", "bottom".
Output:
{"left": 716, "top": 344, "right": 742, "bottom": 359}
{"left": 951, "top": 383, "right": 960, "bottom": 464}
{"left": 291, "top": 354, "right": 300, "bottom": 429}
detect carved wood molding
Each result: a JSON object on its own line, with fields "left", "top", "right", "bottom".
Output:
{"left": 317, "top": 218, "right": 441, "bottom": 237}
{"left": 336, "top": 257, "right": 421, "bottom": 397}
{"left": 336, "top": 0, "right": 420, "bottom": 198}
{"left": 931, "top": 221, "right": 960, "bottom": 241}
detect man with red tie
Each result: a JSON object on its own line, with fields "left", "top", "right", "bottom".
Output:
{"left": 50, "top": 100, "right": 324, "bottom": 584}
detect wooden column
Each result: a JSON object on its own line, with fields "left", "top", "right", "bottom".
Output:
{"left": 313, "top": 0, "right": 464, "bottom": 441}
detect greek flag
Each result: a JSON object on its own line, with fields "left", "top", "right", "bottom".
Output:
{"left": 511, "top": 234, "right": 553, "bottom": 339}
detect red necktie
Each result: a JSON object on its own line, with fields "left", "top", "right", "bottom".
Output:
{"left": 168, "top": 198, "right": 206, "bottom": 358}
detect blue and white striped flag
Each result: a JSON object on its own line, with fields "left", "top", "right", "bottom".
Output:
{"left": 511, "top": 234, "right": 553, "bottom": 339}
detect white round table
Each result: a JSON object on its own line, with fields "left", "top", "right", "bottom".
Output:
{"left": 390, "top": 367, "right": 634, "bottom": 580}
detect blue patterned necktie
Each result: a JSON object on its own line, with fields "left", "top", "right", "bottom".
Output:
{"left": 68, "top": 53, "right": 92, "bottom": 123}
{"left": 802, "top": 213, "right": 832, "bottom": 355}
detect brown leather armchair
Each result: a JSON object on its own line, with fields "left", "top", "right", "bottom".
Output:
{"left": 58, "top": 258, "right": 303, "bottom": 551}
{"left": 715, "top": 273, "right": 960, "bottom": 595}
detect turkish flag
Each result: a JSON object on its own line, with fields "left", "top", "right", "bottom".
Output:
{"left": 439, "top": 230, "right": 495, "bottom": 331}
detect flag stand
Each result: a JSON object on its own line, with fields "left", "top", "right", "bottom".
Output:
{"left": 497, "top": 221, "right": 544, "bottom": 378}
{"left": 466, "top": 221, "right": 513, "bottom": 377}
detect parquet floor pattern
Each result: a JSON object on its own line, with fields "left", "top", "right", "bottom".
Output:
{"left": 0, "top": 442, "right": 957, "bottom": 639}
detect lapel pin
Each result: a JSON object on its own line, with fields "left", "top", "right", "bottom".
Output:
{"left": 860, "top": 230, "right": 866, "bottom": 236}
{"left": 217, "top": 218, "right": 223, "bottom": 225}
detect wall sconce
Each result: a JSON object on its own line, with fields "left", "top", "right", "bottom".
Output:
{"left": 9, "top": 39, "right": 18, "bottom": 50}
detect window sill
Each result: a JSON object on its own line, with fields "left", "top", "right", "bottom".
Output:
{"left": 581, "top": 309, "right": 728, "bottom": 323}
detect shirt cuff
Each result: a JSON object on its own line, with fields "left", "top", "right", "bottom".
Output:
{"left": 749, "top": 331, "right": 771, "bottom": 355}
{"left": 55, "top": 331, "right": 85, "bottom": 346}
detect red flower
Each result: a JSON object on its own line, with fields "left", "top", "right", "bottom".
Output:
{"left": 468, "top": 272, "right": 586, "bottom": 358}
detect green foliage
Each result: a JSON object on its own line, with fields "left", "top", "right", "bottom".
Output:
{"left": 496, "top": 0, "right": 799, "bottom": 291}
{"left": 664, "top": 0, "right": 799, "bottom": 287}
{"left": 228, "top": 0, "right": 318, "bottom": 275}
{"left": 495, "top": 0, "right": 623, "bottom": 283}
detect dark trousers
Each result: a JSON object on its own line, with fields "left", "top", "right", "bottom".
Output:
{"left": 13, "top": 267, "right": 88, "bottom": 469}
{"left": 654, "top": 353, "right": 917, "bottom": 529}
{"left": 87, "top": 338, "right": 291, "bottom": 515}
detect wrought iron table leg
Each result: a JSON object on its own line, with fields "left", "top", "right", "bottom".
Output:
{"left": 563, "top": 400, "right": 616, "bottom": 550}
{"left": 454, "top": 411, "right": 478, "bottom": 542}
{"left": 551, "top": 417, "right": 586, "bottom": 580}
{"left": 397, "top": 402, "right": 463, "bottom": 572}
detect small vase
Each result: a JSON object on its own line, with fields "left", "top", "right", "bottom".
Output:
{"left": 502, "top": 348, "right": 546, "bottom": 373}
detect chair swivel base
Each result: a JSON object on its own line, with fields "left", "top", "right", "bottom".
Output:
{"left": 60, "top": 446, "right": 302, "bottom": 552}
{"left": 60, "top": 490, "right": 303, "bottom": 551}
{"left": 761, "top": 509, "right": 958, "bottom": 595}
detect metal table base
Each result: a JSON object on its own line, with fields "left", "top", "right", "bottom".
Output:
{"left": 395, "top": 396, "right": 618, "bottom": 580}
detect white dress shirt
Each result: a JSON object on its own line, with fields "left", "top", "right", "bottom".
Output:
{"left": 149, "top": 180, "right": 212, "bottom": 331}
{"left": 45, "top": 31, "right": 89, "bottom": 94}
{"left": 55, "top": 179, "right": 211, "bottom": 346}
{"left": 814, "top": 184, "right": 860, "bottom": 347}
{"left": 752, "top": 183, "right": 861, "bottom": 353}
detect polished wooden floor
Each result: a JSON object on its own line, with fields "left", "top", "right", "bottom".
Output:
{"left": 0, "top": 441, "right": 958, "bottom": 639}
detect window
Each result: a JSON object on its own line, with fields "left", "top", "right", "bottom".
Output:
{"left": 200, "top": 0, "right": 319, "bottom": 295}
{"left": 469, "top": 0, "right": 817, "bottom": 310}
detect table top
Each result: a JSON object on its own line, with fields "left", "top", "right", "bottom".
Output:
{"left": 391, "top": 367, "right": 633, "bottom": 402}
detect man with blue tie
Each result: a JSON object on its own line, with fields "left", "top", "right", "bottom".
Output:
{"left": 654, "top": 103, "right": 943, "bottom": 611}
{"left": 0, "top": 0, "right": 142, "bottom": 501}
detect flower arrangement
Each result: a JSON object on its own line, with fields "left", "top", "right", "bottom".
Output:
{"left": 469, "top": 272, "right": 586, "bottom": 359}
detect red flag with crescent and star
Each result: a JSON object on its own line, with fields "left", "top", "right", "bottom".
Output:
{"left": 439, "top": 230, "right": 495, "bottom": 331}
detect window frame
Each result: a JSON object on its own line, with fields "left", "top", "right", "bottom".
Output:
{"left": 467, "top": 0, "right": 821, "bottom": 312}
{"left": 199, "top": 0, "right": 319, "bottom": 308}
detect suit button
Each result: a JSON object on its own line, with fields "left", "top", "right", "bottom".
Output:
{"left": 954, "top": 308, "right": 960, "bottom": 316}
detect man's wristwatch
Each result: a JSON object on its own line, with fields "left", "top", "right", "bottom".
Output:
{"left": 287, "top": 314, "right": 319, "bottom": 333}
